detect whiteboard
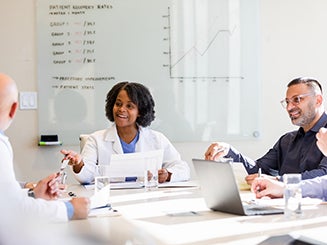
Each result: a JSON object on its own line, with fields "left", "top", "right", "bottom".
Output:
{"left": 37, "top": 0, "right": 260, "bottom": 144}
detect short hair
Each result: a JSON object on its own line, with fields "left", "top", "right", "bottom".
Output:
{"left": 105, "top": 81, "right": 155, "bottom": 127}
{"left": 287, "top": 77, "right": 323, "bottom": 94}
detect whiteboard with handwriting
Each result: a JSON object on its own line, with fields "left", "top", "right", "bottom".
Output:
{"left": 37, "top": 0, "right": 260, "bottom": 144}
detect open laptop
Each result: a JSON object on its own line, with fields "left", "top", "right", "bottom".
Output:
{"left": 192, "top": 158, "right": 283, "bottom": 215}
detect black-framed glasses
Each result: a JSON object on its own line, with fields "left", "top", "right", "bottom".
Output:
{"left": 280, "top": 93, "right": 315, "bottom": 108}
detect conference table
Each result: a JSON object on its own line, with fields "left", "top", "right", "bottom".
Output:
{"left": 58, "top": 181, "right": 327, "bottom": 244}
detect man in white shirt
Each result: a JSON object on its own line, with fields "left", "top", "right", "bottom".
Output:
{"left": 0, "top": 73, "right": 90, "bottom": 243}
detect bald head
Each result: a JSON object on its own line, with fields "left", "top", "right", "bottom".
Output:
{"left": 0, "top": 73, "right": 18, "bottom": 131}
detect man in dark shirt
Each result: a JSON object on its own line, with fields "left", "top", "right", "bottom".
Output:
{"left": 204, "top": 77, "right": 327, "bottom": 184}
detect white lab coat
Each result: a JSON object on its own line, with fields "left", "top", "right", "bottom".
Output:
{"left": 74, "top": 125, "right": 190, "bottom": 184}
{"left": 0, "top": 133, "right": 68, "bottom": 225}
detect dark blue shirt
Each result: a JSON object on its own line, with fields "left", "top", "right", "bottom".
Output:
{"left": 227, "top": 113, "right": 327, "bottom": 180}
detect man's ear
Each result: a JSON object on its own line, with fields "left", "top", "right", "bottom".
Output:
{"left": 315, "top": 94, "right": 323, "bottom": 106}
{"left": 9, "top": 102, "right": 18, "bottom": 119}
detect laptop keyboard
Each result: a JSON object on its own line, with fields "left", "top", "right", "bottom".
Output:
{"left": 244, "top": 204, "right": 284, "bottom": 215}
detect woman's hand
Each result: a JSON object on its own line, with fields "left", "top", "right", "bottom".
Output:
{"left": 60, "top": 149, "right": 84, "bottom": 173}
{"left": 158, "top": 168, "right": 172, "bottom": 183}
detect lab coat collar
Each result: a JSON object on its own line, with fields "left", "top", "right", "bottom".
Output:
{"left": 104, "top": 124, "right": 145, "bottom": 154}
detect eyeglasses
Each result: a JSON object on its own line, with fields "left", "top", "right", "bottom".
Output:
{"left": 280, "top": 93, "right": 314, "bottom": 108}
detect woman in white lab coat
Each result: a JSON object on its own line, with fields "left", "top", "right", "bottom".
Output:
{"left": 61, "top": 81, "right": 190, "bottom": 184}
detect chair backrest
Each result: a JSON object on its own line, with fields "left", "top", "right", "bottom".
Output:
{"left": 79, "top": 134, "right": 90, "bottom": 152}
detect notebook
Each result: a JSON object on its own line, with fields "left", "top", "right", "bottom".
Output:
{"left": 192, "top": 158, "right": 283, "bottom": 215}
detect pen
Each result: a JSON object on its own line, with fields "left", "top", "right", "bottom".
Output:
{"left": 91, "top": 204, "right": 112, "bottom": 210}
{"left": 58, "top": 159, "right": 69, "bottom": 184}
{"left": 256, "top": 168, "right": 262, "bottom": 193}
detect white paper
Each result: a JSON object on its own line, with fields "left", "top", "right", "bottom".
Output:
{"left": 88, "top": 206, "right": 120, "bottom": 217}
{"left": 255, "top": 197, "right": 322, "bottom": 207}
{"left": 84, "top": 180, "right": 198, "bottom": 190}
{"left": 90, "top": 184, "right": 110, "bottom": 209}
{"left": 110, "top": 182, "right": 144, "bottom": 189}
{"left": 158, "top": 180, "right": 199, "bottom": 188}
{"left": 108, "top": 149, "right": 164, "bottom": 178}
{"left": 231, "top": 162, "right": 251, "bottom": 190}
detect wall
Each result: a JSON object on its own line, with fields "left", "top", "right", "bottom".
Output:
{"left": 1, "top": 0, "right": 327, "bottom": 183}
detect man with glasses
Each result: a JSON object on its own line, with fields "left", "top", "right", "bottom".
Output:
{"left": 251, "top": 127, "right": 327, "bottom": 200}
{"left": 204, "top": 77, "right": 327, "bottom": 185}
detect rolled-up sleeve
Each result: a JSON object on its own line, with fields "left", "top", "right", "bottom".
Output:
{"left": 301, "top": 176, "right": 327, "bottom": 201}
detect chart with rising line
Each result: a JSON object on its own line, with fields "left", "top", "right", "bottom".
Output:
{"left": 163, "top": 3, "right": 244, "bottom": 81}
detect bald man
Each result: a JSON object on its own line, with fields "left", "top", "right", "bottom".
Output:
{"left": 0, "top": 73, "right": 90, "bottom": 224}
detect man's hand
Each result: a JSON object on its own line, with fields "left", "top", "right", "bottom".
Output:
{"left": 245, "top": 173, "right": 259, "bottom": 186}
{"left": 251, "top": 177, "right": 285, "bottom": 199}
{"left": 246, "top": 173, "right": 280, "bottom": 186}
{"left": 204, "top": 142, "right": 230, "bottom": 160}
{"left": 70, "top": 197, "right": 90, "bottom": 220}
{"left": 33, "top": 173, "right": 60, "bottom": 200}
{"left": 316, "top": 127, "right": 327, "bottom": 156}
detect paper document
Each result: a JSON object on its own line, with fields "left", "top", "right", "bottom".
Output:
{"left": 84, "top": 182, "right": 144, "bottom": 190}
{"left": 90, "top": 185, "right": 110, "bottom": 209}
{"left": 84, "top": 180, "right": 198, "bottom": 190}
{"left": 110, "top": 182, "right": 144, "bottom": 189}
{"left": 231, "top": 162, "right": 251, "bottom": 190}
{"left": 254, "top": 197, "right": 322, "bottom": 207}
{"left": 108, "top": 149, "right": 164, "bottom": 178}
{"left": 158, "top": 180, "right": 199, "bottom": 188}
{"left": 88, "top": 205, "right": 120, "bottom": 217}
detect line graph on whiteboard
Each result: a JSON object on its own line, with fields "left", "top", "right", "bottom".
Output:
{"left": 162, "top": 3, "right": 244, "bottom": 81}
{"left": 37, "top": 0, "right": 260, "bottom": 143}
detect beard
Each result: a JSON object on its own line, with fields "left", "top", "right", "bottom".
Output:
{"left": 290, "top": 104, "right": 316, "bottom": 127}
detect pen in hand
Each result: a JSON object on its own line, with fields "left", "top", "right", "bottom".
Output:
{"left": 58, "top": 159, "right": 69, "bottom": 184}
{"left": 256, "top": 168, "right": 262, "bottom": 193}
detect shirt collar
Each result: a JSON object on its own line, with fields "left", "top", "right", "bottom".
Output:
{"left": 296, "top": 112, "right": 327, "bottom": 137}
{"left": 309, "top": 112, "right": 327, "bottom": 133}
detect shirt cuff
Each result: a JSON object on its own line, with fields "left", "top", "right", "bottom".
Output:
{"left": 19, "top": 181, "right": 27, "bottom": 188}
{"left": 64, "top": 201, "right": 74, "bottom": 220}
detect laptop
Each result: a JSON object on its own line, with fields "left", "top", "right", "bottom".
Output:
{"left": 192, "top": 158, "right": 283, "bottom": 215}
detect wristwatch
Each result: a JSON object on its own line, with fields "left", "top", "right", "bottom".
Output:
{"left": 27, "top": 188, "right": 35, "bottom": 198}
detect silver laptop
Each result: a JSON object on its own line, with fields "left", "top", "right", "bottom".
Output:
{"left": 192, "top": 158, "right": 283, "bottom": 215}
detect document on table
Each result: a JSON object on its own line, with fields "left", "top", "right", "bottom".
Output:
{"left": 108, "top": 149, "right": 164, "bottom": 178}
{"left": 254, "top": 197, "right": 323, "bottom": 207}
{"left": 110, "top": 182, "right": 144, "bottom": 189}
{"left": 158, "top": 180, "right": 199, "bottom": 188}
{"left": 88, "top": 204, "right": 120, "bottom": 217}
{"left": 84, "top": 180, "right": 198, "bottom": 190}
{"left": 83, "top": 182, "right": 144, "bottom": 190}
{"left": 231, "top": 162, "right": 251, "bottom": 190}
{"left": 90, "top": 186, "right": 110, "bottom": 209}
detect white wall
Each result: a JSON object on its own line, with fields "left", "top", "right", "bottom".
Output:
{"left": 1, "top": 0, "right": 327, "bottom": 183}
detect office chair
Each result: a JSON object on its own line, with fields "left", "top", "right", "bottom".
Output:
{"left": 79, "top": 134, "right": 89, "bottom": 152}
